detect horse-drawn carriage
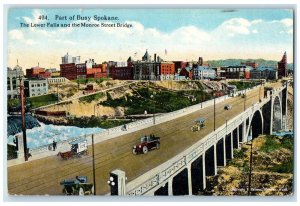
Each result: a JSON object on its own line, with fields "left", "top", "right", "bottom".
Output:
{"left": 57, "top": 139, "right": 88, "bottom": 160}
{"left": 60, "top": 176, "right": 94, "bottom": 195}
{"left": 191, "top": 117, "right": 206, "bottom": 132}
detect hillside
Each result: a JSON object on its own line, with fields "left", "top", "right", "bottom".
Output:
{"left": 207, "top": 59, "right": 294, "bottom": 70}
{"left": 204, "top": 135, "right": 293, "bottom": 196}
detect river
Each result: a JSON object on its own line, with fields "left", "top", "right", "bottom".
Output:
{"left": 7, "top": 121, "right": 104, "bottom": 149}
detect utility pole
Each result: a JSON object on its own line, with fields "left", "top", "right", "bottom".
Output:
{"left": 248, "top": 136, "right": 253, "bottom": 196}
{"left": 243, "top": 81, "right": 246, "bottom": 111}
{"left": 92, "top": 134, "right": 96, "bottom": 195}
{"left": 57, "top": 82, "right": 59, "bottom": 103}
{"left": 19, "top": 77, "right": 28, "bottom": 161}
{"left": 214, "top": 92, "right": 216, "bottom": 131}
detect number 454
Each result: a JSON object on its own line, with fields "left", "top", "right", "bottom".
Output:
{"left": 38, "top": 15, "right": 48, "bottom": 20}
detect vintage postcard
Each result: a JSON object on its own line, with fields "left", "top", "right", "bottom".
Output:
{"left": 5, "top": 6, "right": 294, "bottom": 197}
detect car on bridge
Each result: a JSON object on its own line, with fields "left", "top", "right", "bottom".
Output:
{"left": 132, "top": 134, "right": 160, "bottom": 154}
{"left": 224, "top": 104, "right": 232, "bottom": 110}
{"left": 191, "top": 117, "right": 206, "bottom": 132}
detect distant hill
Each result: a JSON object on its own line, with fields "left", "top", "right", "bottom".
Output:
{"left": 207, "top": 59, "right": 294, "bottom": 70}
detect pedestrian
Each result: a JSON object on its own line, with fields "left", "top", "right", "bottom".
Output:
{"left": 53, "top": 140, "right": 57, "bottom": 151}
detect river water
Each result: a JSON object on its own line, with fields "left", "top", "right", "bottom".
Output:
{"left": 7, "top": 122, "right": 104, "bottom": 149}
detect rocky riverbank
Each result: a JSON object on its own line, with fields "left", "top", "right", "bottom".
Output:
{"left": 35, "top": 114, "right": 130, "bottom": 129}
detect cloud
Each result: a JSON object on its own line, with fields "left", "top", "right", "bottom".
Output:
{"left": 280, "top": 18, "right": 293, "bottom": 27}
{"left": 22, "top": 9, "right": 45, "bottom": 25}
{"left": 25, "top": 39, "right": 36, "bottom": 45}
{"left": 214, "top": 17, "right": 293, "bottom": 37}
{"left": 9, "top": 29, "right": 24, "bottom": 40}
{"left": 8, "top": 29, "right": 36, "bottom": 45}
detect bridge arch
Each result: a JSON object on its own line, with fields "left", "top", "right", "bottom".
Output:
{"left": 246, "top": 109, "right": 263, "bottom": 140}
{"left": 272, "top": 95, "right": 282, "bottom": 132}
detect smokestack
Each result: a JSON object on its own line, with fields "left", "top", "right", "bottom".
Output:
{"left": 198, "top": 57, "right": 203, "bottom": 66}
{"left": 154, "top": 53, "right": 157, "bottom": 62}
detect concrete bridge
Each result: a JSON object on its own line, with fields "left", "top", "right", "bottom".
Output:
{"left": 113, "top": 82, "right": 289, "bottom": 196}
{"left": 7, "top": 81, "right": 289, "bottom": 196}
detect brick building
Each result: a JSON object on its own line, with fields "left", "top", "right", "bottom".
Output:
{"left": 26, "top": 65, "right": 46, "bottom": 78}
{"left": 60, "top": 53, "right": 107, "bottom": 80}
{"left": 179, "top": 66, "right": 193, "bottom": 79}
{"left": 220, "top": 65, "right": 251, "bottom": 79}
{"left": 60, "top": 63, "right": 77, "bottom": 80}
{"left": 241, "top": 61, "right": 258, "bottom": 68}
{"left": 173, "top": 61, "right": 188, "bottom": 73}
{"left": 250, "top": 66, "right": 278, "bottom": 80}
{"left": 133, "top": 50, "right": 175, "bottom": 80}
{"left": 278, "top": 52, "right": 287, "bottom": 78}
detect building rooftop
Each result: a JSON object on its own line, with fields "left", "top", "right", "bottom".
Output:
{"left": 194, "top": 66, "right": 214, "bottom": 71}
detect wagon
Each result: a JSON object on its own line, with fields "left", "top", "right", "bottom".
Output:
{"left": 57, "top": 138, "right": 88, "bottom": 160}
{"left": 191, "top": 117, "right": 206, "bottom": 132}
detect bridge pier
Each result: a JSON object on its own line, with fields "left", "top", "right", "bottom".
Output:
{"left": 190, "top": 154, "right": 206, "bottom": 194}
{"left": 172, "top": 168, "right": 189, "bottom": 195}
{"left": 168, "top": 178, "right": 173, "bottom": 195}
{"left": 205, "top": 145, "right": 217, "bottom": 176}
{"left": 239, "top": 124, "right": 243, "bottom": 143}
{"left": 242, "top": 120, "right": 247, "bottom": 142}
{"left": 270, "top": 95, "right": 274, "bottom": 134}
{"left": 237, "top": 126, "right": 240, "bottom": 148}
{"left": 187, "top": 163, "right": 192, "bottom": 196}
{"left": 283, "top": 83, "right": 288, "bottom": 130}
{"left": 233, "top": 129, "right": 238, "bottom": 149}
{"left": 154, "top": 182, "right": 168, "bottom": 196}
{"left": 225, "top": 133, "right": 233, "bottom": 160}
{"left": 216, "top": 137, "right": 226, "bottom": 167}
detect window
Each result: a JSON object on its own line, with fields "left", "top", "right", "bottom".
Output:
{"left": 31, "top": 84, "right": 35, "bottom": 87}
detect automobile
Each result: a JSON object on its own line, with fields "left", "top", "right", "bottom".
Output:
{"left": 191, "top": 117, "right": 206, "bottom": 132}
{"left": 132, "top": 134, "right": 160, "bottom": 154}
{"left": 60, "top": 176, "right": 94, "bottom": 195}
{"left": 224, "top": 104, "right": 232, "bottom": 110}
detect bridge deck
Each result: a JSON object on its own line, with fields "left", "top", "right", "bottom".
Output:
{"left": 7, "top": 82, "right": 282, "bottom": 195}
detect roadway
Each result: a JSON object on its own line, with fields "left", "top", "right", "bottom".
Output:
{"left": 7, "top": 82, "right": 281, "bottom": 195}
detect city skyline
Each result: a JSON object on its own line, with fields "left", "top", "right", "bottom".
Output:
{"left": 7, "top": 8, "right": 294, "bottom": 69}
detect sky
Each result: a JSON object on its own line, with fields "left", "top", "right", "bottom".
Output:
{"left": 6, "top": 8, "right": 294, "bottom": 70}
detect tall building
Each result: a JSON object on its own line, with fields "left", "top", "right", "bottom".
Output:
{"left": 61, "top": 52, "right": 80, "bottom": 64}
{"left": 278, "top": 52, "right": 287, "bottom": 78}
{"left": 24, "top": 79, "right": 48, "bottom": 97}
{"left": 7, "top": 63, "right": 24, "bottom": 99}
{"left": 133, "top": 50, "right": 175, "bottom": 80}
